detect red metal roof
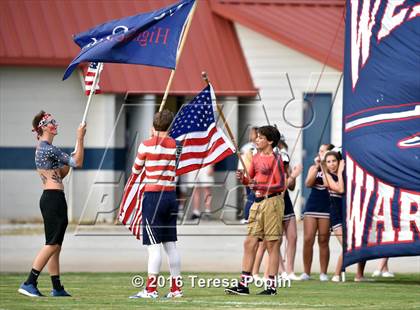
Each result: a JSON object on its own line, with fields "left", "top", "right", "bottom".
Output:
{"left": 0, "top": 0, "right": 257, "bottom": 96}
{"left": 211, "top": 0, "right": 345, "bottom": 71}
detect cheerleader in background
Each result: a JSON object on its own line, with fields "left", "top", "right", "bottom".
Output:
{"left": 322, "top": 151, "right": 345, "bottom": 282}
{"left": 301, "top": 144, "right": 334, "bottom": 281}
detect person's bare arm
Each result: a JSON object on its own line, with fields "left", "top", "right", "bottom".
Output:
{"left": 305, "top": 158, "right": 320, "bottom": 188}
{"left": 288, "top": 163, "right": 303, "bottom": 190}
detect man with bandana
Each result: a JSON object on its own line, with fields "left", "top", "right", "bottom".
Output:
{"left": 18, "top": 111, "right": 86, "bottom": 297}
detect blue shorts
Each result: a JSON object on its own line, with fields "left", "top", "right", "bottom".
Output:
{"left": 304, "top": 188, "right": 330, "bottom": 219}
{"left": 329, "top": 196, "right": 343, "bottom": 230}
{"left": 141, "top": 191, "right": 178, "bottom": 245}
{"left": 283, "top": 190, "right": 295, "bottom": 221}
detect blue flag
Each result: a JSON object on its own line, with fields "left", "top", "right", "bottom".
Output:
{"left": 63, "top": 0, "right": 195, "bottom": 80}
{"left": 343, "top": 0, "right": 420, "bottom": 267}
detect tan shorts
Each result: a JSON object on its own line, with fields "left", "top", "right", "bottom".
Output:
{"left": 247, "top": 195, "right": 284, "bottom": 241}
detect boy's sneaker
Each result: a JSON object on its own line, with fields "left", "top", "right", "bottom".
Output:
{"left": 166, "top": 290, "right": 183, "bottom": 298}
{"left": 381, "top": 271, "right": 395, "bottom": 278}
{"left": 129, "top": 289, "right": 159, "bottom": 299}
{"left": 331, "top": 275, "right": 340, "bottom": 282}
{"left": 224, "top": 285, "right": 249, "bottom": 295}
{"left": 372, "top": 270, "right": 382, "bottom": 277}
{"left": 18, "top": 283, "right": 44, "bottom": 297}
{"left": 319, "top": 273, "right": 329, "bottom": 282}
{"left": 51, "top": 286, "right": 71, "bottom": 297}
{"left": 257, "top": 287, "right": 277, "bottom": 295}
{"left": 300, "top": 273, "right": 311, "bottom": 281}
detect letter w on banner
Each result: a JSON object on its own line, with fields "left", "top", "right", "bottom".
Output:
{"left": 63, "top": 0, "right": 195, "bottom": 80}
{"left": 343, "top": 0, "right": 420, "bottom": 267}
{"left": 119, "top": 85, "right": 235, "bottom": 239}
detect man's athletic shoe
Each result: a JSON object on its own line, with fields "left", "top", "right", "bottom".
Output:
{"left": 18, "top": 283, "right": 44, "bottom": 297}
{"left": 257, "top": 287, "right": 277, "bottom": 295}
{"left": 129, "top": 289, "right": 159, "bottom": 299}
{"left": 166, "top": 290, "right": 183, "bottom": 298}
{"left": 51, "top": 287, "right": 71, "bottom": 297}
{"left": 299, "top": 273, "right": 311, "bottom": 281}
{"left": 319, "top": 273, "right": 329, "bottom": 282}
{"left": 224, "top": 286, "right": 250, "bottom": 295}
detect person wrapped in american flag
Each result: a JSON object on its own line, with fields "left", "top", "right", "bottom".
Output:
{"left": 128, "top": 110, "right": 182, "bottom": 299}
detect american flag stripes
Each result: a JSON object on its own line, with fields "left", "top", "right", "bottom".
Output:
{"left": 169, "top": 85, "right": 235, "bottom": 175}
{"left": 84, "top": 62, "right": 102, "bottom": 96}
{"left": 118, "top": 172, "right": 146, "bottom": 239}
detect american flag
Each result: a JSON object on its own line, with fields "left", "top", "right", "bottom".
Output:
{"left": 84, "top": 62, "right": 103, "bottom": 96}
{"left": 118, "top": 172, "right": 146, "bottom": 239}
{"left": 169, "top": 84, "right": 235, "bottom": 175}
{"left": 118, "top": 84, "right": 235, "bottom": 239}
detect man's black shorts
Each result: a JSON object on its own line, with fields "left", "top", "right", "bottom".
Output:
{"left": 40, "top": 190, "right": 68, "bottom": 245}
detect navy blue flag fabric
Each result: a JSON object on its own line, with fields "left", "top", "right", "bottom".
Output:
{"left": 63, "top": 0, "right": 195, "bottom": 80}
{"left": 343, "top": 0, "right": 420, "bottom": 267}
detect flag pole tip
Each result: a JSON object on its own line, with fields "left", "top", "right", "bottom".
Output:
{"left": 201, "top": 71, "right": 209, "bottom": 84}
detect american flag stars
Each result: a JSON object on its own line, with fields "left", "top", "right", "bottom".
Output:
{"left": 169, "top": 86, "right": 216, "bottom": 139}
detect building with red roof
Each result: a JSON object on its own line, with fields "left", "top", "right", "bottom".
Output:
{"left": 0, "top": 0, "right": 345, "bottom": 221}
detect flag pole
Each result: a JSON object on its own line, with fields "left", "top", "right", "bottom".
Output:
{"left": 201, "top": 72, "right": 250, "bottom": 179}
{"left": 66, "top": 62, "right": 103, "bottom": 186}
{"left": 159, "top": 1, "right": 198, "bottom": 112}
{"left": 72, "top": 62, "right": 103, "bottom": 154}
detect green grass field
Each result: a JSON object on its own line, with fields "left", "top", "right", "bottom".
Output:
{"left": 1, "top": 273, "right": 419, "bottom": 309}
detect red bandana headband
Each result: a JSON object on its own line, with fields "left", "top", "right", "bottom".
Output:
{"left": 32, "top": 113, "right": 54, "bottom": 138}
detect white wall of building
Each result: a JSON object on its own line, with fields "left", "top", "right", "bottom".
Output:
{"left": 234, "top": 24, "right": 343, "bottom": 214}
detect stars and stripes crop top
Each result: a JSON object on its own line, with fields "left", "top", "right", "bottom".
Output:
{"left": 35, "top": 140, "right": 76, "bottom": 169}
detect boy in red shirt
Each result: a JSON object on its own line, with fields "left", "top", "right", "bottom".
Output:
{"left": 225, "top": 125, "right": 285, "bottom": 295}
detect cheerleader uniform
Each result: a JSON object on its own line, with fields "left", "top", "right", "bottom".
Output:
{"left": 303, "top": 169, "right": 330, "bottom": 219}
{"left": 328, "top": 173, "right": 343, "bottom": 230}
{"left": 279, "top": 148, "right": 295, "bottom": 221}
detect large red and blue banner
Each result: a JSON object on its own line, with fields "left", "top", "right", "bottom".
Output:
{"left": 343, "top": 0, "right": 420, "bottom": 267}
{"left": 63, "top": 0, "right": 195, "bottom": 80}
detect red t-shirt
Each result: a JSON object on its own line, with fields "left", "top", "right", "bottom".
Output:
{"left": 245, "top": 152, "right": 286, "bottom": 196}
